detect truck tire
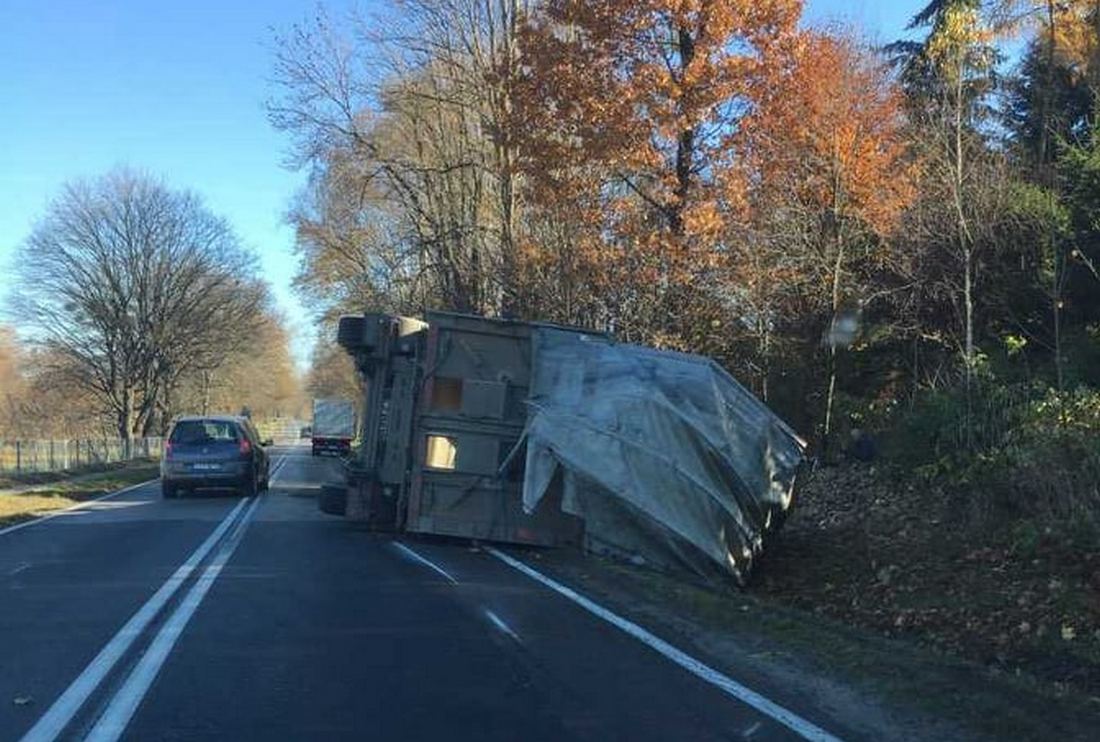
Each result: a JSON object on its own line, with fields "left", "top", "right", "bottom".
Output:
{"left": 319, "top": 484, "right": 347, "bottom": 516}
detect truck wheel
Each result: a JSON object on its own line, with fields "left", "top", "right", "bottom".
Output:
{"left": 162, "top": 481, "right": 178, "bottom": 499}
{"left": 319, "top": 484, "right": 347, "bottom": 516}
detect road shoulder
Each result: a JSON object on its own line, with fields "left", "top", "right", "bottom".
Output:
{"left": 0, "top": 462, "right": 160, "bottom": 529}
{"left": 519, "top": 549, "right": 1100, "bottom": 742}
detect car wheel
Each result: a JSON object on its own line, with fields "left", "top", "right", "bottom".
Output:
{"left": 162, "top": 481, "right": 177, "bottom": 499}
{"left": 240, "top": 473, "right": 258, "bottom": 498}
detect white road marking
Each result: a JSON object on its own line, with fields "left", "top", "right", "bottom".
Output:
{"left": 0, "top": 479, "right": 159, "bottom": 538}
{"left": 267, "top": 455, "right": 289, "bottom": 485}
{"left": 84, "top": 494, "right": 265, "bottom": 742}
{"left": 485, "top": 547, "right": 845, "bottom": 742}
{"left": 483, "top": 609, "right": 521, "bottom": 643}
{"left": 18, "top": 498, "right": 250, "bottom": 742}
{"left": 392, "top": 542, "right": 458, "bottom": 584}
{"left": 7, "top": 561, "right": 31, "bottom": 577}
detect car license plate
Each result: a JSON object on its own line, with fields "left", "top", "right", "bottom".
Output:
{"left": 191, "top": 463, "right": 221, "bottom": 471}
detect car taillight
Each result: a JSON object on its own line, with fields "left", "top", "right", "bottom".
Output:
{"left": 239, "top": 438, "right": 251, "bottom": 456}
{"left": 164, "top": 441, "right": 173, "bottom": 459}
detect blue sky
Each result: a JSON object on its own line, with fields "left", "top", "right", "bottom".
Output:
{"left": 0, "top": 0, "right": 923, "bottom": 369}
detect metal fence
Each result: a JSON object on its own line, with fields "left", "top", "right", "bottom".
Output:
{"left": 0, "top": 438, "right": 163, "bottom": 474}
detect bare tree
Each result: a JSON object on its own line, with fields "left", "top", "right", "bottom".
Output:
{"left": 268, "top": 1, "right": 526, "bottom": 317}
{"left": 306, "top": 337, "right": 361, "bottom": 401}
{"left": 0, "top": 326, "right": 25, "bottom": 437}
{"left": 11, "top": 170, "right": 268, "bottom": 441}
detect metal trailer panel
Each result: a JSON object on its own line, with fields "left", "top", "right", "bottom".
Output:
{"left": 336, "top": 310, "right": 804, "bottom": 584}
{"left": 520, "top": 327, "right": 806, "bottom": 584}
{"left": 404, "top": 313, "right": 582, "bottom": 546}
{"left": 342, "top": 314, "right": 425, "bottom": 527}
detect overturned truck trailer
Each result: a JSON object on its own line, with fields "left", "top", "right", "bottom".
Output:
{"left": 333, "top": 311, "right": 806, "bottom": 584}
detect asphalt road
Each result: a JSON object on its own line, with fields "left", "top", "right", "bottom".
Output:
{"left": 1, "top": 445, "right": 846, "bottom": 741}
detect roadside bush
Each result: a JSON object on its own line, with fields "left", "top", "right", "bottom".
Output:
{"left": 882, "top": 382, "right": 1039, "bottom": 470}
{"left": 886, "top": 385, "right": 1100, "bottom": 526}
{"left": 973, "top": 389, "right": 1100, "bottom": 522}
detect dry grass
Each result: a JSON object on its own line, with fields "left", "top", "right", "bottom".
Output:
{"left": 0, "top": 463, "right": 159, "bottom": 528}
{"left": 0, "top": 491, "right": 82, "bottom": 524}
{"left": 0, "top": 458, "right": 156, "bottom": 490}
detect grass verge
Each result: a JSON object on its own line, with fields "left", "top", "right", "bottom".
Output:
{"left": 0, "top": 459, "right": 159, "bottom": 490}
{"left": 0, "top": 462, "right": 160, "bottom": 529}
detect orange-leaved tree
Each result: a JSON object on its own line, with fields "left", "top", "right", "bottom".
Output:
{"left": 514, "top": 0, "right": 803, "bottom": 345}
{"left": 740, "top": 32, "right": 916, "bottom": 445}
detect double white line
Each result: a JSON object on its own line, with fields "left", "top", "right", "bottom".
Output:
{"left": 21, "top": 456, "right": 287, "bottom": 742}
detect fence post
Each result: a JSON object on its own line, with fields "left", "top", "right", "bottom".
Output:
{"left": 15, "top": 441, "right": 21, "bottom": 473}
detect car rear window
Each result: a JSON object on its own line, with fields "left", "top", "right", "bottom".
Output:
{"left": 169, "top": 420, "right": 239, "bottom": 445}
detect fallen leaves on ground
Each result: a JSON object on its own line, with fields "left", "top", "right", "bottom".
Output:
{"left": 758, "top": 463, "right": 1100, "bottom": 697}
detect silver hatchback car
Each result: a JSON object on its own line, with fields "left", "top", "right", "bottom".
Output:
{"left": 160, "top": 415, "right": 271, "bottom": 498}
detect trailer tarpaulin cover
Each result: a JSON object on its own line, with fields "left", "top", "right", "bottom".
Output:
{"left": 520, "top": 328, "right": 806, "bottom": 584}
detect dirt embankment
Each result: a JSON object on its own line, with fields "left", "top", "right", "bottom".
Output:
{"left": 527, "top": 462, "right": 1100, "bottom": 741}
{"left": 759, "top": 464, "right": 1100, "bottom": 700}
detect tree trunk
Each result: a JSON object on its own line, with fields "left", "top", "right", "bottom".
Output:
{"left": 159, "top": 383, "right": 174, "bottom": 436}
{"left": 910, "top": 335, "right": 920, "bottom": 410}
{"left": 201, "top": 370, "right": 212, "bottom": 416}
{"left": 1051, "top": 188, "right": 1065, "bottom": 395}
{"left": 964, "top": 241, "right": 974, "bottom": 449}
{"left": 964, "top": 243, "right": 974, "bottom": 380}
{"left": 1093, "top": 0, "right": 1100, "bottom": 95}
{"left": 1037, "top": 0, "right": 1057, "bottom": 170}
{"left": 135, "top": 381, "right": 158, "bottom": 439}
{"left": 1043, "top": 1, "right": 1064, "bottom": 397}
{"left": 117, "top": 387, "right": 135, "bottom": 444}
{"left": 823, "top": 238, "right": 845, "bottom": 449}
{"left": 949, "top": 51, "right": 975, "bottom": 449}
{"left": 498, "top": 146, "right": 517, "bottom": 316}
{"left": 1051, "top": 290, "right": 1060, "bottom": 395}
{"left": 671, "top": 25, "right": 696, "bottom": 237}
{"left": 822, "top": 142, "right": 846, "bottom": 454}
{"left": 141, "top": 406, "right": 158, "bottom": 438}
{"left": 760, "top": 321, "right": 771, "bottom": 403}
{"left": 497, "top": 0, "right": 519, "bottom": 317}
